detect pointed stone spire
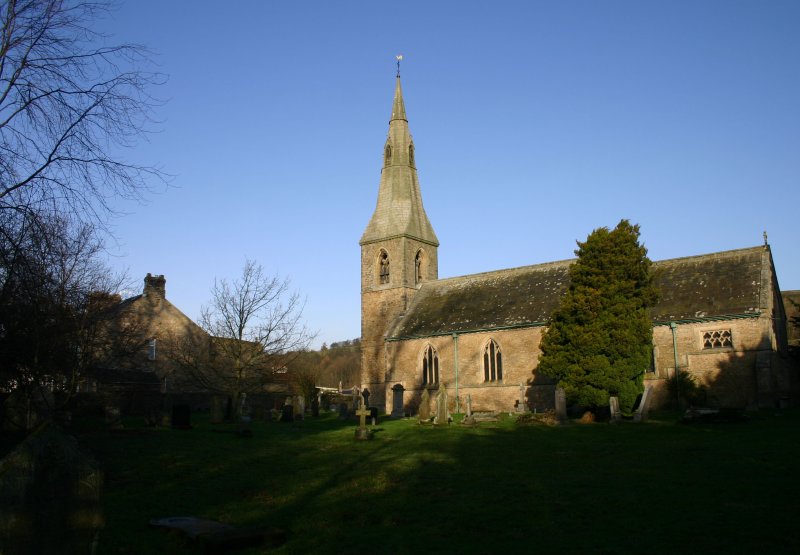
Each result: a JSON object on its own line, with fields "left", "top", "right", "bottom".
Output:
{"left": 360, "top": 75, "right": 438, "bottom": 247}
{"left": 390, "top": 76, "right": 407, "bottom": 122}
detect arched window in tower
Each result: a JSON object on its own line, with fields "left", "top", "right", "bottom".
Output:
{"left": 384, "top": 144, "right": 392, "bottom": 165}
{"left": 379, "top": 250, "right": 390, "bottom": 284}
{"left": 408, "top": 143, "right": 415, "bottom": 166}
{"left": 483, "top": 339, "right": 503, "bottom": 382}
{"left": 415, "top": 249, "right": 424, "bottom": 284}
{"left": 421, "top": 345, "right": 439, "bottom": 385}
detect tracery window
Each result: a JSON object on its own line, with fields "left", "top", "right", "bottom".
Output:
{"left": 422, "top": 345, "right": 439, "bottom": 385}
{"left": 379, "top": 250, "right": 390, "bottom": 284}
{"left": 385, "top": 144, "right": 392, "bottom": 164}
{"left": 702, "top": 330, "right": 732, "bottom": 349}
{"left": 408, "top": 144, "right": 415, "bottom": 166}
{"left": 483, "top": 339, "right": 503, "bottom": 382}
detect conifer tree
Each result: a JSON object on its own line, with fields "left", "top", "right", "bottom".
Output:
{"left": 538, "top": 220, "right": 659, "bottom": 412}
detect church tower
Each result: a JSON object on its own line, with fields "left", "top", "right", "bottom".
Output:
{"left": 360, "top": 72, "right": 439, "bottom": 409}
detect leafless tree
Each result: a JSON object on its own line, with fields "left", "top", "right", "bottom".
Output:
{"left": 0, "top": 0, "right": 166, "bottom": 224}
{"left": 173, "top": 260, "right": 315, "bottom": 419}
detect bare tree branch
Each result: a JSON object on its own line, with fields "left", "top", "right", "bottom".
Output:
{"left": 0, "top": 0, "right": 168, "bottom": 227}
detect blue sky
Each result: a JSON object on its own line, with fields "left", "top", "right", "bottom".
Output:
{"left": 100, "top": 1, "right": 799, "bottom": 347}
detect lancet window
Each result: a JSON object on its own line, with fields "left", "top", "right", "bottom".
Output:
{"left": 422, "top": 345, "right": 439, "bottom": 385}
{"left": 483, "top": 339, "right": 503, "bottom": 382}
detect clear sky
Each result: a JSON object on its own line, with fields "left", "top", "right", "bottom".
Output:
{"left": 99, "top": 0, "right": 799, "bottom": 348}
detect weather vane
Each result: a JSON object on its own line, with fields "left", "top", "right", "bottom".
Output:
{"left": 396, "top": 54, "right": 403, "bottom": 78}
{"left": 763, "top": 230, "right": 768, "bottom": 246}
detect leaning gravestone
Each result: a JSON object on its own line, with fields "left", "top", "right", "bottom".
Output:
{"left": 555, "top": 388, "right": 567, "bottom": 422}
{"left": 434, "top": 384, "right": 450, "bottom": 426}
{"left": 609, "top": 396, "right": 621, "bottom": 423}
{"left": 418, "top": 388, "right": 431, "bottom": 423}
{"left": 633, "top": 385, "right": 653, "bottom": 422}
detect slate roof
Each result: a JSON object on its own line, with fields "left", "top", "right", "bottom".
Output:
{"left": 389, "top": 246, "right": 768, "bottom": 339}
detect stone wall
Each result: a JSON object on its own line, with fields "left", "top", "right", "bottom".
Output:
{"left": 378, "top": 314, "right": 787, "bottom": 414}
{"left": 384, "top": 327, "right": 547, "bottom": 414}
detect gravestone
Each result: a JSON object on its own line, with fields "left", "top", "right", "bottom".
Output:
{"left": 391, "top": 383, "right": 405, "bottom": 418}
{"left": 434, "top": 384, "right": 450, "bottom": 426}
{"left": 609, "top": 396, "right": 621, "bottom": 423}
{"left": 369, "top": 407, "right": 378, "bottom": 426}
{"left": 293, "top": 396, "right": 305, "bottom": 420}
{"left": 338, "top": 403, "right": 348, "bottom": 419}
{"left": 418, "top": 388, "right": 431, "bottom": 423}
{"left": 555, "top": 388, "right": 567, "bottom": 422}
{"left": 465, "top": 394, "right": 473, "bottom": 417}
{"left": 210, "top": 396, "right": 225, "bottom": 424}
{"left": 633, "top": 385, "right": 653, "bottom": 422}
{"left": 280, "top": 404, "right": 293, "bottom": 423}
{"left": 354, "top": 404, "right": 371, "bottom": 440}
{"left": 172, "top": 404, "right": 191, "bottom": 429}
{"left": 516, "top": 383, "right": 526, "bottom": 413}
{"left": 311, "top": 395, "right": 320, "bottom": 417}
{"left": 362, "top": 388, "right": 370, "bottom": 408}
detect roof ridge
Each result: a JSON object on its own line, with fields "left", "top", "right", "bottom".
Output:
{"left": 653, "top": 245, "right": 764, "bottom": 266}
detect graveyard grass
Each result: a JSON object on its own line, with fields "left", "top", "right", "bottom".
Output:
{"left": 78, "top": 410, "right": 800, "bottom": 554}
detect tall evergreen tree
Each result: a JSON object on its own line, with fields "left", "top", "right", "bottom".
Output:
{"left": 538, "top": 220, "right": 659, "bottom": 412}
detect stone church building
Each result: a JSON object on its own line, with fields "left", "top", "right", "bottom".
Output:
{"left": 360, "top": 75, "right": 795, "bottom": 415}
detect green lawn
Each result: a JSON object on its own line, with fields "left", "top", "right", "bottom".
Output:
{"left": 78, "top": 410, "right": 800, "bottom": 554}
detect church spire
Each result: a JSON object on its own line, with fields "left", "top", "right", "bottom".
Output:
{"left": 360, "top": 70, "right": 438, "bottom": 247}
{"left": 390, "top": 75, "right": 407, "bottom": 122}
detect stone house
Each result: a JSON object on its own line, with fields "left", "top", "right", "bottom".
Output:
{"left": 360, "top": 76, "right": 796, "bottom": 415}
{"left": 86, "top": 274, "right": 289, "bottom": 414}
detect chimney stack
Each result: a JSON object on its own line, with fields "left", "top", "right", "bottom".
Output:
{"left": 144, "top": 273, "right": 166, "bottom": 299}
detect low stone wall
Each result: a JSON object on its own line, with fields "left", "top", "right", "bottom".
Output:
{"left": 0, "top": 422, "right": 103, "bottom": 554}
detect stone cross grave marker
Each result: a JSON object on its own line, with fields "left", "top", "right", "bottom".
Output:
{"left": 355, "top": 404, "right": 371, "bottom": 440}
{"left": 465, "top": 394, "right": 472, "bottom": 418}
{"left": 555, "top": 388, "right": 567, "bottom": 422}
{"left": 418, "top": 388, "right": 431, "bottom": 423}
{"left": 517, "top": 383, "right": 526, "bottom": 413}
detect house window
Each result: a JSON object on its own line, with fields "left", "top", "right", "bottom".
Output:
{"left": 422, "top": 345, "right": 439, "bottom": 385}
{"left": 379, "top": 250, "right": 390, "bottom": 284}
{"left": 702, "top": 330, "right": 732, "bottom": 349}
{"left": 147, "top": 338, "right": 157, "bottom": 361}
{"left": 483, "top": 339, "right": 503, "bottom": 382}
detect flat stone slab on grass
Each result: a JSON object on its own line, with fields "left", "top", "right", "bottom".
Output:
{"left": 149, "top": 516, "right": 286, "bottom": 550}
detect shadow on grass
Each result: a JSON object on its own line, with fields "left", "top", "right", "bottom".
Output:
{"left": 84, "top": 410, "right": 800, "bottom": 554}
